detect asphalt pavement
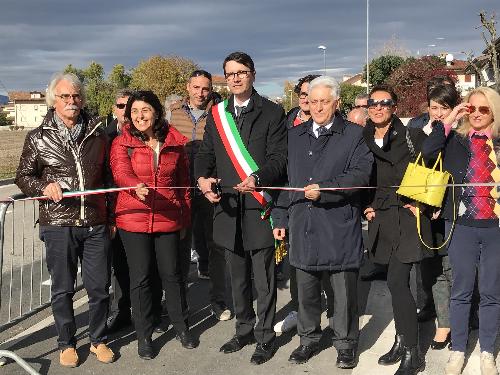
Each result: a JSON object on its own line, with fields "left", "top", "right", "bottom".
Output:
{"left": 0, "top": 259, "right": 495, "bottom": 375}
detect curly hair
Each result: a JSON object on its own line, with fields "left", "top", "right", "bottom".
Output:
{"left": 125, "top": 90, "right": 168, "bottom": 142}
{"left": 294, "top": 74, "right": 321, "bottom": 95}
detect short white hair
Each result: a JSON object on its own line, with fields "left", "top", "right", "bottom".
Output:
{"left": 46, "top": 72, "right": 85, "bottom": 107}
{"left": 308, "top": 75, "right": 340, "bottom": 99}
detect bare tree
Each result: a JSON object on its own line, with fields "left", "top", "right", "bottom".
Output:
{"left": 463, "top": 49, "right": 484, "bottom": 87}
{"left": 479, "top": 11, "right": 500, "bottom": 91}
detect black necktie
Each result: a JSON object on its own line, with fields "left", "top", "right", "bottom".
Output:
{"left": 235, "top": 105, "right": 245, "bottom": 131}
{"left": 317, "top": 126, "right": 328, "bottom": 137}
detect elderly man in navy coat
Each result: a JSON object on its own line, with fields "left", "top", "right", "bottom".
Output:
{"left": 273, "top": 76, "right": 373, "bottom": 369}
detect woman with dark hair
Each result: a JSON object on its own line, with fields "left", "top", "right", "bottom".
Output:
{"left": 416, "top": 82, "right": 460, "bottom": 351}
{"left": 423, "top": 86, "right": 500, "bottom": 375}
{"left": 363, "top": 84, "right": 429, "bottom": 374}
{"left": 110, "top": 90, "right": 196, "bottom": 359}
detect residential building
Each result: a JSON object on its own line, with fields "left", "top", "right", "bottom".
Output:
{"left": 7, "top": 91, "right": 47, "bottom": 128}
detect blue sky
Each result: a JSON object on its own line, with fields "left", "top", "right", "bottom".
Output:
{"left": 0, "top": 0, "right": 496, "bottom": 97}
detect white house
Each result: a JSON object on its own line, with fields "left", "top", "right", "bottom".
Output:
{"left": 8, "top": 91, "right": 48, "bottom": 128}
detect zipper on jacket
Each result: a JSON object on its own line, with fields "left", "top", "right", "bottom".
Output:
{"left": 44, "top": 121, "right": 102, "bottom": 223}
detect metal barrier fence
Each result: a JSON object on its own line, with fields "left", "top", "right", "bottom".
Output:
{"left": 0, "top": 193, "right": 80, "bottom": 374}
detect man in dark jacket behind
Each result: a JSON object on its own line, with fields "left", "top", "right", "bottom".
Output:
{"left": 170, "top": 70, "right": 230, "bottom": 321}
{"left": 273, "top": 76, "right": 373, "bottom": 369}
{"left": 15, "top": 72, "right": 115, "bottom": 368}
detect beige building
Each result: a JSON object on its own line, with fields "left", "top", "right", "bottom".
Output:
{"left": 7, "top": 91, "right": 47, "bottom": 128}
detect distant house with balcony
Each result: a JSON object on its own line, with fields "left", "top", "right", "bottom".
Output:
{"left": 443, "top": 56, "right": 476, "bottom": 94}
{"left": 7, "top": 91, "right": 48, "bottom": 128}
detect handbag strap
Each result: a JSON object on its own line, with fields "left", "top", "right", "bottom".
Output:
{"left": 416, "top": 174, "right": 456, "bottom": 250}
{"left": 405, "top": 128, "right": 417, "bottom": 161}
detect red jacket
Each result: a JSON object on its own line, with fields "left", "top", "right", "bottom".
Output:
{"left": 110, "top": 123, "right": 191, "bottom": 233}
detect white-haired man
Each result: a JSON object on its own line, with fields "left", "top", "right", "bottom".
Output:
{"left": 272, "top": 76, "right": 373, "bottom": 369}
{"left": 15, "top": 73, "right": 115, "bottom": 367}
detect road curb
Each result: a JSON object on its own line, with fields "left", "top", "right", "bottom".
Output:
{"left": 0, "top": 179, "right": 14, "bottom": 187}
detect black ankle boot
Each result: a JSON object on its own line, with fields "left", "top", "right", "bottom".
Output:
{"left": 394, "top": 346, "right": 425, "bottom": 375}
{"left": 138, "top": 338, "right": 154, "bottom": 360}
{"left": 378, "top": 334, "right": 404, "bottom": 365}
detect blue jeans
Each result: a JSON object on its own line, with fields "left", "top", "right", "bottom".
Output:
{"left": 447, "top": 222, "right": 500, "bottom": 353}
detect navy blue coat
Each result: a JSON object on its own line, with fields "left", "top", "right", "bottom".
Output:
{"left": 272, "top": 114, "right": 373, "bottom": 271}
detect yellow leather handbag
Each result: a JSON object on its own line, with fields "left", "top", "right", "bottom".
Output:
{"left": 396, "top": 152, "right": 450, "bottom": 208}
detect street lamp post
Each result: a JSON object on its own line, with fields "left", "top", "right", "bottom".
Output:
{"left": 288, "top": 89, "right": 293, "bottom": 109}
{"left": 366, "top": 0, "right": 370, "bottom": 94}
{"left": 318, "top": 45, "right": 327, "bottom": 75}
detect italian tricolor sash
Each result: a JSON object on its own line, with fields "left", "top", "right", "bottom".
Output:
{"left": 212, "top": 100, "right": 273, "bottom": 210}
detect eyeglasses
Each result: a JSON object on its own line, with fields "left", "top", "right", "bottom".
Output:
{"left": 55, "top": 94, "right": 81, "bottom": 102}
{"left": 468, "top": 105, "right": 491, "bottom": 115}
{"left": 353, "top": 104, "right": 368, "bottom": 109}
{"left": 115, "top": 103, "right": 127, "bottom": 109}
{"left": 367, "top": 98, "right": 395, "bottom": 108}
{"left": 299, "top": 92, "right": 308, "bottom": 99}
{"left": 224, "top": 70, "right": 252, "bottom": 80}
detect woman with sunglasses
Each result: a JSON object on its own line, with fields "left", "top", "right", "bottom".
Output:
{"left": 363, "top": 84, "right": 430, "bottom": 375}
{"left": 110, "top": 90, "right": 196, "bottom": 360}
{"left": 423, "top": 87, "right": 500, "bottom": 375}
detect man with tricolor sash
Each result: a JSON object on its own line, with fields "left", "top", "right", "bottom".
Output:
{"left": 195, "top": 51, "right": 287, "bottom": 365}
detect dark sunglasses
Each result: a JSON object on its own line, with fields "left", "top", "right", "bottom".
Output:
{"left": 115, "top": 103, "right": 127, "bottom": 109}
{"left": 367, "top": 98, "right": 395, "bottom": 108}
{"left": 299, "top": 92, "right": 308, "bottom": 99}
{"left": 468, "top": 105, "right": 490, "bottom": 115}
{"left": 353, "top": 104, "right": 368, "bottom": 109}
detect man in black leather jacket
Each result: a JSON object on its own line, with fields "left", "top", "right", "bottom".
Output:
{"left": 15, "top": 72, "right": 115, "bottom": 368}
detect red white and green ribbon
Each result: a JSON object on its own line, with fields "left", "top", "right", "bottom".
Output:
{"left": 212, "top": 100, "right": 273, "bottom": 216}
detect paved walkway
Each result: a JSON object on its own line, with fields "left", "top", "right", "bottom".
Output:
{"left": 0, "top": 262, "right": 493, "bottom": 375}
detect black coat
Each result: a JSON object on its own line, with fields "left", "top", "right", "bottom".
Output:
{"left": 105, "top": 118, "right": 120, "bottom": 141}
{"left": 194, "top": 90, "right": 287, "bottom": 251}
{"left": 363, "top": 116, "right": 431, "bottom": 264}
{"left": 272, "top": 114, "right": 373, "bottom": 271}
{"left": 407, "top": 113, "right": 430, "bottom": 130}
{"left": 422, "top": 121, "right": 500, "bottom": 226}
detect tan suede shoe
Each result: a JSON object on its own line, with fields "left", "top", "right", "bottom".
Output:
{"left": 90, "top": 343, "right": 115, "bottom": 364}
{"left": 59, "top": 347, "right": 79, "bottom": 368}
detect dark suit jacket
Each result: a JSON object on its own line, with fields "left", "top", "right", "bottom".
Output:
{"left": 105, "top": 118, "right": 120, "bottom": 142}
{"left": 194, "top": 90, "right": 287, "bottom": 251}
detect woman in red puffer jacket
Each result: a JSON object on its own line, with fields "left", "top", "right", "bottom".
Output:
{"left": 110, "top": 90, "right": 196, "bottom": 360}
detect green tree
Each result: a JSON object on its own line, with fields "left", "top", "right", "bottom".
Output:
{"left": 108, "top": 64, "right": 131, "bottom": 89}
{"left": 363, "top": 55, "right": 406, "bottom": 86}
{"left": 215, "top": 87, "right": 231, "bottom": 100}
{"left": 0, "top": 112, "right": 12, "bottom": 126}
{"left": 63, "top": 64, "right": 85, "bottom": 82}
{"left": 339, "top": 83, "right": 366, "bottom": 115}
{"left": 130, "top": 55, "right": 199, "bottom": 103}
{"left": 282, "top": 80, "right": 296, "bottom": 113}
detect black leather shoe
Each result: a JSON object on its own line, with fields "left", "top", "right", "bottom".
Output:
{"left": 378, "top": 334, "right": 405, "bottom": 365}
{"left": 430, "top": 333, "right": 451, "bottom": 350}
{"left": 288, "top": 344, "right": 320, "bottom": 364}
{"left": 416, "top": 309, "right": 436, "bottom": 323}
{"left": 394, "top": 346, "right": 425, "bottom": 374}
{"left": 137, "top": 338, "right": 154, "bottom": 360}
{"left": 220, "top": 334, "right": 256, "bottom": 354}
{"left": 336, "top": 348, "right": 356, "bottom": 369}
{"left": 250, "top": 340, "right": 276, "bottom": 365}
{"left": 107, "top": 312, "right": 132, "bottom": 334}
{"left": 176, "top": 330, "right": 199, "bottom": 349}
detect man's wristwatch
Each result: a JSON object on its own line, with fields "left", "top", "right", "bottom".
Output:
{"left": 250, "top": 173, "right": 261, "bottom": 187}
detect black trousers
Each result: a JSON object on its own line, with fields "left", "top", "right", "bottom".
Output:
{"left": 289, "top": 263, "right": 335, "bottom": 317}
{"left": 387, "top": 255, "right": 418, "bottom": 347}
{"left": 190, "top": 195, "right": 227, "bottom": 304}
{"left": 119, "top": 230, "right": 188, "bottom": 340}
{"left": 296, "top": 268, "right": 359, "bottom": 349}
{"left": 225, "top": 246, "right": 276, "bottom": 344}
{"left": 110, "top": 231, "right": 131, "bottom": 316}
{"left": 110, "top": 231, "right": 163, "bottom": 320}
{"left": 40, "top": 225, "right": 111, "bottom": 349}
